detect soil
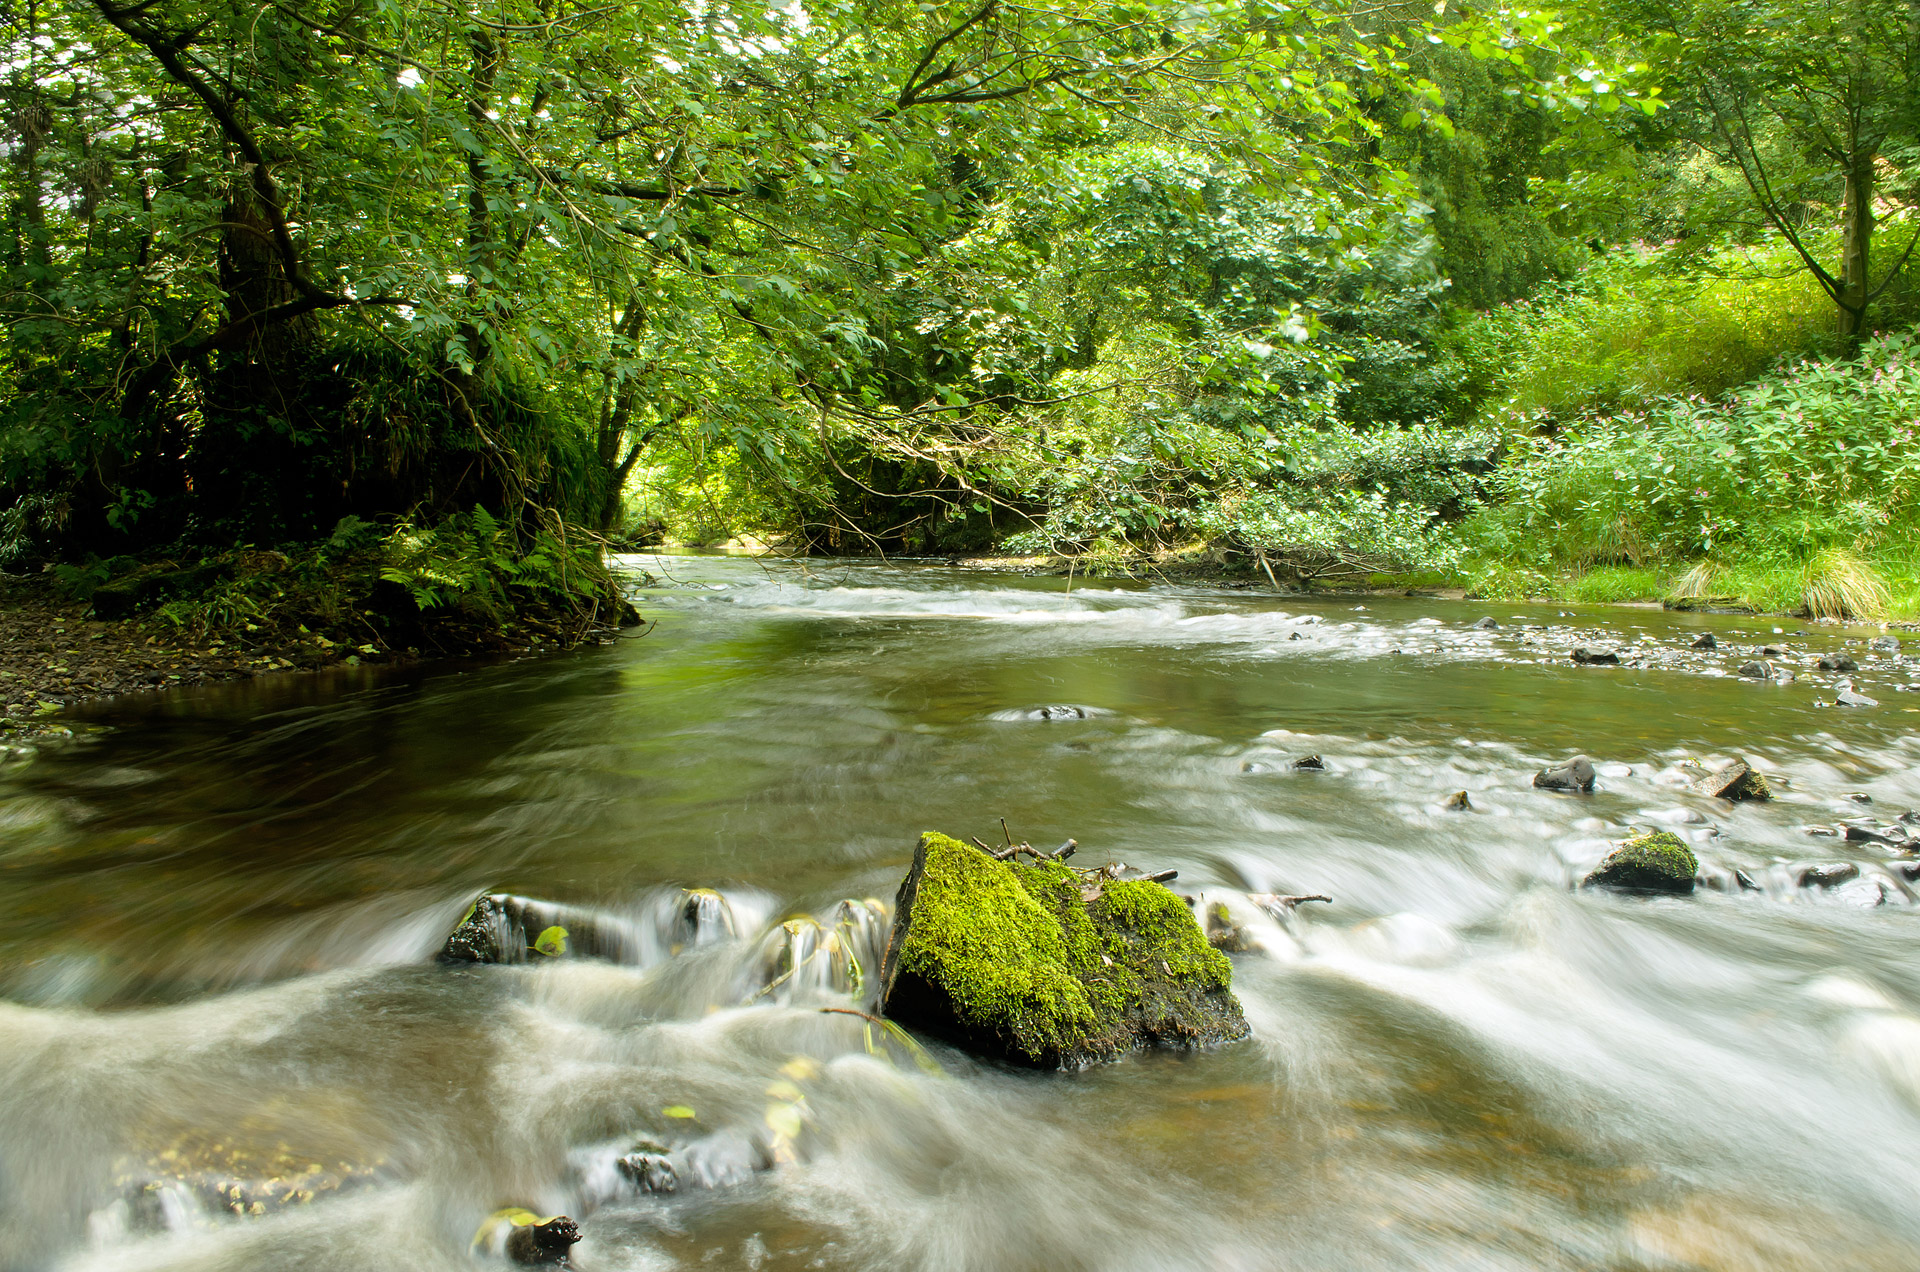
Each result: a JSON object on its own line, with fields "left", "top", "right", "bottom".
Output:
{"left": 0, "top": 570, "right": 372, "bottom": 744}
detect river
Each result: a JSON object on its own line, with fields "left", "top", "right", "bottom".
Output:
{"left": 3, "top": 554, "right": 1918, "bottom": 1271}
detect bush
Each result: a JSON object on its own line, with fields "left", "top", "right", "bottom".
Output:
{"left": 1459, "top": 330, "right": 1920, "bottom": 614}
{"left": 1448, "top": 240, "right": 1837, "bottom": 422}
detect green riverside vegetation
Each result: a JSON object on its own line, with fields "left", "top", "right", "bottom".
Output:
{"left": 4, "top": 0, "right": 1917, "bottom": 632}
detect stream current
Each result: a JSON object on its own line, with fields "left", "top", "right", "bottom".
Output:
{"left": 5, "top": 554, "right": 1920, "bottom": 1271}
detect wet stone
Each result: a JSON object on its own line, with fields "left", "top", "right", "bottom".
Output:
{"left": 438, "top": 894, "right": 634, "bottom": 965}
{"left": 1471, "top": 617, "right": 1500, "bottom": 630}
{"left": 1691, "top": 633, "right": 1718, "bottom": 650}
{"left": 1582, "top": 831, "right": 1698, "bottom": 895}
{"left": 1869, "top": 635, "right": 1901, "bottom": 654}
{"left": 1686, "top": 758, "right": 1772, "bottom": 803}
{"left": 1203, "top": 901, "right": 1255, "bottom": 953}
{"left": 1836, "top": 689, "right": 1880, "bottom": 707}
{"left": 1796, "top": 863, "right": 1861, "bottom": 888}
{"left": 1290, "top": 755, "right": 1326, "bottom": 771}
{"left": 1737, "top": 661, "right": 1773, "bottom": 679}
{"left": 1444, "top": 790, "right": 1472, "bottom": 811}
{"left": 616, "top": 1145, "right": 678, "bottom": 1194}
{"left": 1572, "top": 647, "right": 1621, "bottom": 665}
{"left": 1818, "top": 654, "right": 1860, "bottom": 672}
{"left": 1534, "top": 755, "right": 1597, "bottom": 793}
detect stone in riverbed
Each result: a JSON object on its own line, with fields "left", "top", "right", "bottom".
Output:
{"left": 878, "top": 832, "right": 1247, "bottom": 1068}
{"left": 1686, "top": 757, "right": 1772, "bottom": 802}
{"left": 1533, "top": 755, "right": 1597, "bottom": 793}
{"left": 1836, "top": 688, "right": 1879, "bottom": 707}
{"left": 1290, "top": 754, "right": 1326, "bottom": 770}
{"left": 1818, "top": 653, "right": 1860, "bottom": 672}
{"left": 1691, "top": 633, "right": 1718, "bottom": 650}
{"left": 1869, "top": 635, "right": 1901, "bottom": 655}
{"left": 1444, "top": 790, "right": 1472, "bottom": 810}
{"left": 1796, "top": 862, "right": 1860, "bottom": 888}
{"left": 1582, "top": 831, "right": 1698, "bottom": 894}
{"left": 1572, "top": 647, "right": 1620, "bottom": 665}
{"left": 1471, "top": 617, "right": 1500, "bottom": 630}
{"left": 439, "top": 893, "right": 635, "bottom": 964}
{"left": 473, "top": 1209, "right": 580, "bottom": 1266}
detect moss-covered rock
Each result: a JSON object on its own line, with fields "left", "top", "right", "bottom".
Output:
{"left": 1582, "top": 831, "right": 1699, "bottom": 894}
{"left": 877, "top": 832, "right": 1249, "bottom": 1068}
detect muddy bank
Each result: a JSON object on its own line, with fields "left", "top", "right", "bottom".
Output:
{"left": 0, "top": 572, "right": 373, "bottom": 743}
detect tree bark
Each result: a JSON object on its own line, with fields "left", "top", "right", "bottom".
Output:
{"left": 1839, "top": 149, "right": 1876, "bottom": 346}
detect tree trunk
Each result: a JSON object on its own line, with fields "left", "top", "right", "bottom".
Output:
{"left": 1839, "top": 149, "right": 1875, "bottom": 347}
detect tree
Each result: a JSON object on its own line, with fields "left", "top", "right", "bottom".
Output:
{"left": 1620, "top": 0, "right": 1920, "bottom": 344}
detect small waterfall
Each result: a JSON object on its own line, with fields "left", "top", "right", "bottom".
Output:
{"left": 748, "top": 898, "right": 891, "bottom": 1005}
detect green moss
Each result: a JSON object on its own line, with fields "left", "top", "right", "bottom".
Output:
{"left": 891, "top": 834, "right": 1099, "bottom": 1060}
{"left": 1582, "top": 830, "right": 1698, "bottom": 895}
{"left": 888, "top": 833, "right": 1247, "bottom": 1065}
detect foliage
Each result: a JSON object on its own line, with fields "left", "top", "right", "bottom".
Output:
{"left": 1458, "top": 331, "right": 1920, "bottom": 612}
{"left": 1602, "top": 0, "right": 1920, "bottom": 340}
{"left": 1447, "top": 241, "right": 1838, "bottom": 421}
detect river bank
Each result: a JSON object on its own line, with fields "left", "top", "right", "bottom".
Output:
{"left": 0, "top": 571, "right": 373, "bottom": 746}
{"left": 952, "top": 550, "right": 1920, "bottom": 623}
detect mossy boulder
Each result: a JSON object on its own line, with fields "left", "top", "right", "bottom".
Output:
{"left": 1582, "top": 831, "right": 1699, "bottom": 894}
{"left": 878, "top": 832, "right": 1249, "bottom": 1068}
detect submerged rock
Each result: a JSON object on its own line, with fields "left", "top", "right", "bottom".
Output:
{"left": 1687, "top": 757, "right": 1773, "bottom": 802}
{"left": 1203, "top": 900, "right": 1256, "bottom": 953}
{"left": 878, "top": 832, "right": 1248, "bottom": 1068}
{"left": 1796, "top": 862, "right": 1861, "bottom": 888}
{"left": 1572, "top": 647, "right": 1620, "bottom": 665}
{"left": 1836, "top": 688, "right": 1880, "bottom": 707}
{"left": 1870, "top": 635, "right": 1901, "bottom": 655}
{"left": 439, "top": 894, "right": 633, "bottom": 964}
{"left": 472, "top": 1209, "right": 581, "bottom": 1266}
{"left": 1471, "top": 617, "right": 1500, "bottom": 630}
{"left": 1582, "top": 831, "right": 1698, "bottom": 894}
{"left": 1737, "top": 661, "right": 1773, "bottom": 680}
{"left": 1533, "top": 756, "right": 1597, "bottom": 793}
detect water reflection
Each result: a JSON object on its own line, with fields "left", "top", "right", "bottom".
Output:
{"left": 3, "top": 555, "right": 1919, "bottom": 1269}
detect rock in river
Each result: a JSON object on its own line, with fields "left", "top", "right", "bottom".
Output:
{"left": 878, "top": 832, "right": 1248, "bottom": 1068}
{"left": 1582, "top": 831, "right": 1698, "bottom": 895}
{"left": 1686, "top": 757, "right": 1772, "bottom": 802}
{"left": 1533, "top": 755, "right": 1597, "bottom": 793}
{"left": 1691, "top": 633, "right": 1717, "bottom": 650}
{"left": 439, "top": 893, "right": 634, "bottom": 964}
{"left": 1572, "top": 647, "right": 1621, "bottom": 665}
{"left": 473, "top": 1209, "right": 581, "bottom": 1266}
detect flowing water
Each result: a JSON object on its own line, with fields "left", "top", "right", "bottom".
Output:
{"left": 4, "top": 554, "right": 1920, "bottom": 1272}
